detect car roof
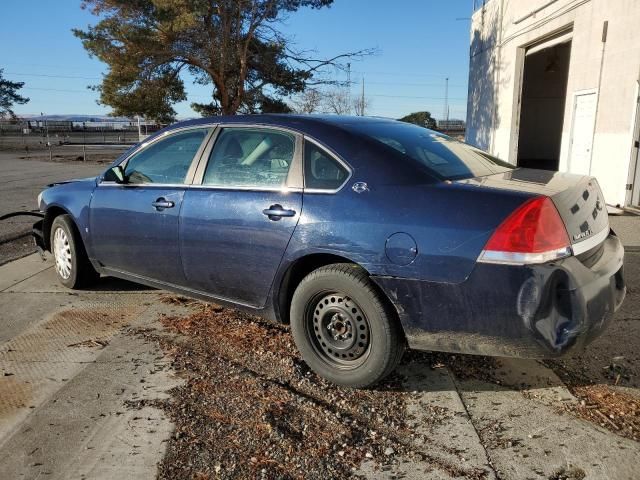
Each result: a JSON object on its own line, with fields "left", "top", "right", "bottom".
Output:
{"left": 164, "top": 113, "right": 399, "bottom": 134}
{"left": 157, "top": 114, "right": 436, "bottom": 185}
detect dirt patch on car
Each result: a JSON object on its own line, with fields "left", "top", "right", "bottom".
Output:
{"left": 130, "top": 301, "right": 490, "bottom": 480}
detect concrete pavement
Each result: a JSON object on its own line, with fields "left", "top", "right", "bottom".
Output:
{"left": 0, "top": 255, "right": 183, "bottom": 480}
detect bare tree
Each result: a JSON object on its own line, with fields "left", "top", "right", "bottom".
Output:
{"left": 323, "top": 88, "right": 352, "bottom": 115}
{"left": 291, "top": 88, "right": 323, "bottom": 113}
{"left": 352, "top": 94, "right": 371, "bottom": 116}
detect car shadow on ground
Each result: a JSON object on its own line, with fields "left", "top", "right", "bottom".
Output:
{"left": 374, "top": 351, "right": 568, "bottom": 394}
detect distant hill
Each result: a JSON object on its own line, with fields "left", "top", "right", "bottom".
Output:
{"left": 19, "top": 114, "right": 134, "bottom": 122}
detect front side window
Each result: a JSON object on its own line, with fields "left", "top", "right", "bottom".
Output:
{"left": 123, "top": 128, "right": 210, "bottom": 184}
{"left": 203, "top": 128, "right": 295, "bottom": 188}
{"left": 304, "top": 141, "right": 349, "bottom": 190}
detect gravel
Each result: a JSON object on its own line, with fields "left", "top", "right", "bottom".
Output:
{"left": 131, "top": 300, "right": 417, "bottom": 479}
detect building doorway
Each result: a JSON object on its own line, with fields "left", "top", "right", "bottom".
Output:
{"left": 517, "top": 39, "right": 572, "bottom": 171}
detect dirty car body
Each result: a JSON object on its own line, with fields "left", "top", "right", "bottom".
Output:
{"left": 34, "top": 115, "right": 626, "bottom": 363}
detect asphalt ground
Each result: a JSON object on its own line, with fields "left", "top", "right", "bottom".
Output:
{"left": 0, "top": 150, "right": 119, "bottom": 265}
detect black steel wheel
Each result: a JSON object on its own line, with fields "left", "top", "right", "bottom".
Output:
{"left": 306, "top": 292, "right": 371, "bottom": 368}
{"left": 290, "top": 263, "right": 405, "bottom": 388}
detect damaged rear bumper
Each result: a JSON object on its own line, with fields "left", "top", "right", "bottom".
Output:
{"left": 373, "top": 234, "right": 626, "bottom": 358}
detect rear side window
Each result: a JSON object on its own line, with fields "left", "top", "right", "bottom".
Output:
{"left": 344, "top": 121, "right": 514, "bottom": 180}
{"left": 304, "top": 141, "right": 349, "bottom": 190}
{"left": 203, "top": 128, "right": 295, "bottom": 188}
{"left": 124, "top": 128, "right": 210, "bottom": 184}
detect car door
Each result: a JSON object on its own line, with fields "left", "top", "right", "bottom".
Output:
{"left": 89, "top": 127, "right": 212, "bottom": 283}
{"left": 179, "top": 125, "right": 303, "bottom": 307}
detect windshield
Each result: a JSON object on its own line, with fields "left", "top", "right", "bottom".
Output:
{"left": 346, "top": 121, "right": 515, "bottom": 181}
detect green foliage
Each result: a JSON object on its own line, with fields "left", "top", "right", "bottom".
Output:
{"left": 74, "top": 0, "right": 363, "bottom": 121}
{"left": 398, "top": 111, "right": 437, "bottom": 129}
{"left": 0, "top": 69, "right": 29, "bottom": 119}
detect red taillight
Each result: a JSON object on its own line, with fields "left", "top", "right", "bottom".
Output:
{"left": 483, "top": 196, "right": 570, "bottom": 260}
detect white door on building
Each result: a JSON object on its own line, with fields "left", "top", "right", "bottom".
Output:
{"left": 633, "top": 145, "right": 640, "bottom": 206}
{"left": 568, "top": 91, "right": 597, "bottom": 175}
{"left": 630, "top": 89, "right": 640, "bottom": 207}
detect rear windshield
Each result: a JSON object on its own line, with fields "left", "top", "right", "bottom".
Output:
{"left": 346, "top": 121, "right": 515, "bottom": 180}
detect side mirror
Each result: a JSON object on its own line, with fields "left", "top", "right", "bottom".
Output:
{"left": 103, "top": 165, "right": 126, "bottom": 184}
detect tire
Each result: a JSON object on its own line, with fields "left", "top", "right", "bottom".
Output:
{"left": 50, "top": 214, "right": 99, "bottom": 289}
{"left": 290, "top": 263, "right": 405, "bottom": 388}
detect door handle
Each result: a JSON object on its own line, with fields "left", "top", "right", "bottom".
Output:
{"left": 152, "top": 197, "right": 175, "bottom": 211}
{"left": 263, "top": 204, "right": 296, "bottom": 221}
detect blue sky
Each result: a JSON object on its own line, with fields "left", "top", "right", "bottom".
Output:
{"left": 0, "top": 1, "right": 474, "bottom": 120}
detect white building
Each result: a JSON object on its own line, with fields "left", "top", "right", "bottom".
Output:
{"left": 466, "top": 0, "right": 640, "bottom": 208}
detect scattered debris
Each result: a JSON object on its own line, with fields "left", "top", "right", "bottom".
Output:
{"left": 602, "top": 356, "right": 633, "bottom": 384}
{"left": 67, "top": 339, "right": 109, "bottom": 349}
{"left": 548, "top": 465, "right": 586, "bottom": 480}
{"left": 159, "top": 294, "right": 203, "bottom": 308}
{"left": 129, "top": 302, "right": 489, "bottom": 480}
{"left": 548, "top": 358, "right": 640, "bottom": 442}
{"left": 561, "top": 385, "right": 639, "bottom": 441}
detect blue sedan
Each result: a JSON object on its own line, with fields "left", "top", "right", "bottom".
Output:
{"left": 33, "top": 115, "right": 626, "bottom": 387}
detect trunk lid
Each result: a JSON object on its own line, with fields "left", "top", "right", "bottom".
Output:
{"left": 456, "top": 168, "right": 609, "bottom": 251}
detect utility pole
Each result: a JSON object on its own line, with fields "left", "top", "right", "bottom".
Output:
{"left": 360, "top": 77, "right": 366, "bottom": 116}
{"left": 443, "top": 77, "right": 449, "bottom": 126}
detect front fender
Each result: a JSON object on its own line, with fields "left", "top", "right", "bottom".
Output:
{"left": 40, "top": 179, "right": 97, "bottom": 252}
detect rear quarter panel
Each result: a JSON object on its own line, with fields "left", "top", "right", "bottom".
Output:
{"left": 284, "top": 182, "right": 534, "bottom": 284}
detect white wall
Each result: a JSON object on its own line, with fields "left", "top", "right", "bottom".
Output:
{"left": 466, "top": 0, "right": 640, "bottom": 206}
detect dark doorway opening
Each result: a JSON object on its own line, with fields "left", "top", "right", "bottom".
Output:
{"left": 517, "top": 41, "right": 572, "bottom": 171}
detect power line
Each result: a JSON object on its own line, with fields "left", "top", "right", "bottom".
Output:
{"left": 4, "top": 71, "right": 102, "bottom": 80}
{"left": 364, "top": 79, "right": 467, "bottom": 88}
{"left": 367, "top": 93, "right": 466, "bottom": 101}
{"left": 22, "top": 87, "right": 95, "bottom": 94}
{"left": 351, "top": 70, "right": 466, "bottom": 81}
{"left": 20, "top": 84, "right": 469, "bottom": 103}
{"left": 1, "top": 61, "right": 100, "bottom": 71}
{"left": 4, "top": 61, "right": 468, "bottom": 85}
{"left": 6, "top": 70, "right": 469, "bottom": 90}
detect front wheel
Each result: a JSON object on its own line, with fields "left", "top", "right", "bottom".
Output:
{"left": 290, "top": 264, "right": 405, "bottom": 388}
{"left": 50, "top": 214, "right": 99, "bottom": 289}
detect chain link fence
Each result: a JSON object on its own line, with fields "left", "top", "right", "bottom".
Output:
{"left": 0, "top": 119, "right": 164, "bottom": 162}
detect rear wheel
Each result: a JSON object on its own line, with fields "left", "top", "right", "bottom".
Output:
{"left": 50, "top": 214, "right": 99, "bottom": 289}
{"left": 290, "top": 263, "right": 405, "bottom": 388}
